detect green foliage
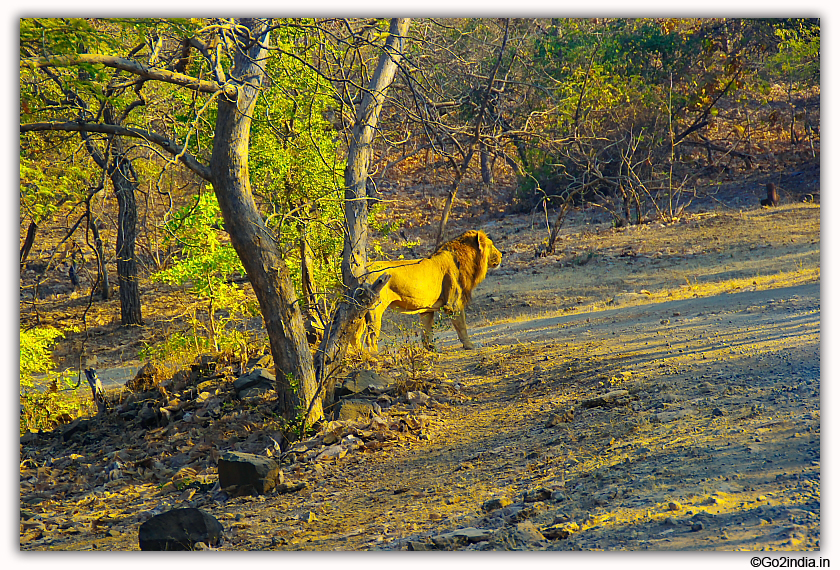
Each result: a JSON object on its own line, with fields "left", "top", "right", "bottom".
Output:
{"left": 20, "top": 326, "right": 91, "bottom": 435}
{"left": 249, "top": 23, "right": 345, "bottom": 298}
{"left": 766, "top": 22, "right": 820, "bottom": 87}
{"left": 151, "top": 191, "right": 259, "bottom": 354}
{"left": 20, "top": 157, "right": 89, "bottom": 224}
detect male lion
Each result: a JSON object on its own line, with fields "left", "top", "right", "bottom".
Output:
{"left": 354, "top": 229, "right": 502, "bottom": 353}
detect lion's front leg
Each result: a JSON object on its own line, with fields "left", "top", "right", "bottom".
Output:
{"left": 451, "top": 309, "right": 478, "bottom": 350}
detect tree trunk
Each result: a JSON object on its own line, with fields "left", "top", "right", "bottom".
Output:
{"left": 342, "top": 18, "right": 410, "bottom": 291}
{"left": 20, "top": 221, "right": 37, "bottom": 266}
{"left": 108, "top": 142, "right": 143, "bottom": 326}
{"left": 480, "top": 147, "right": 494, "bottom": 184}
{"left": 208, "top": 19, "right": 322, "bottom": 424}
{"left": 87, "top": 212, "right": 110, "bottom": 300}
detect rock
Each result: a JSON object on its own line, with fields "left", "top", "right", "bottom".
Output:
{"left": 580, "top": 390, "right": 630, "bottom": 409}
{"left": 542, "top": 521, "right": 579, "bottom": 540}
{"left": 246, "top": 353, "right": 273, "bottom": 370}
{"left": 138, "top": 508, "right": 224, "bottom": 551}
{"left": 233, "top": 368, "right": 275, "bottom": 395}
{"left": 712, "top": 407, "right": 725, "bottom": 417}
{"left": 430, "top": 527, "right": 495, "bottom": 548}
{"left": 20, "top": 430, "right": 38, "bottom": 445}
{"left": 407, "top": 540, "right": 433, "bottom": 551}
{"left": 61, "top": 418, "right": 90, "bottom": 442}
{"left": 492, "top": 520, "right": 546, "bottom": 549}
{"left": 217, "top": 451, "right": 281, "bottom": 495}
{"left": 668, "top": 501, "right": 682, "bottom": 511}
{"left": 524, "top": 488, "right": 552, "bottom": 503}
{"left": 483, "top": 497, "right": 513, "bottom": 512}
{"left": 334, "top": 399, "right": 377, "bottom": 421}
{"left": 691, "top": 522, "right": 704, "bottom": 532}
{"left": 407, "top": 391, "right": 430, "bottom": 406}
{"left": 126, "top": 362, "right": 160, "bottom": 392}
{"left": 138, "top": 403, "right": 163, "bottom": 429}
{"left": 336, "top": 369, "right": 394, "bottom": 399}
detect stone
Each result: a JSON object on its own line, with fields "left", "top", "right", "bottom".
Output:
{"left": 407, "top": 391, "right": 430, "bottom": 406}
{"left": 542, "top": 521, "right": 579, "bottom": 540}
{"left": 431, "top": 527, "right": 494, "bottom": 548}
{"left": 334, "top": 399, "right": 377, "bottom": 421}
{"left": 336, "top": 369, "right": 394, "bottom": 399}
{"left": 668, "top": 501, "right": 682, "bottom": 511}
{"left": 246, "top": 353, "right": 273, "bottom": 370}
{"left": 127, "top": 362, "right": 160, "bottom": 392}
{"left": 217, "top": 451, "right": 280, "bottom": 495}
{"left": 483, "top": 497, "right": 513, "bottom": 512}
{"left": 233, "top": 368, "right": 275, "bottom": 395}
{"left": 138, "top": 508, "right": 224, "bottom": 551}
{"left": 61, "top": 418, "right": 90, "bottom": 442}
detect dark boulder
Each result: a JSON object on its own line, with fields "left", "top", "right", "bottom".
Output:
{"left": 217, "top": 451, "right": 281, "bottom": 495}
{"left": 138, "top": 508, "right": 223, "bottom": 551}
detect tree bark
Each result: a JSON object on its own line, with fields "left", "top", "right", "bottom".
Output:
{"left": 208, "top": 19, "right": 322, "bottom": 424}
{"left": 342, "top": 18, "right": 410, "bottom": 291}
{"left": 20, "top": 221, "right": 37, "bottom": 266}
{"left": 87, "top": 210, "right": 110, "bottom": 300}
{"left": 107, "top": 138, "right": 143, "bottom": 326}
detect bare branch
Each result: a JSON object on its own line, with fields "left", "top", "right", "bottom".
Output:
{"left": 21, "top": 53, "right": 236, "bottom": 98}
{"left": 20, "top": 121, "right": 211, "bottom": 181}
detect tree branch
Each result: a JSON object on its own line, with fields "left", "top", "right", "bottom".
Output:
{"left": 21, "top": 54, "right": 236, "bottom": 98}
{"left": 20, "top": 121, "right": 211, "bottom": 181}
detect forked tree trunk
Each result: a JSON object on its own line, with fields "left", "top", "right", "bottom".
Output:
{"left": 208, "top": 19, "right": 322, "bottom": 423}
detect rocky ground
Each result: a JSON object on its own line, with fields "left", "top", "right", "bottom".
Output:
{"left": 19, "top": 180, "right": 821, "bottom": 553}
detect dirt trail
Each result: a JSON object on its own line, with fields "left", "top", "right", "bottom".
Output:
{"left": 178, "top": 282, "right": 822, "bottom": 550}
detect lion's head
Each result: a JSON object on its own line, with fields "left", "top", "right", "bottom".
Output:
{"left": 433, "top": 229, "right": 502, "bottom": 306}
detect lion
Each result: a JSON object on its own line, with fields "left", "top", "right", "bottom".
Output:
{"left": 353, "top": 229, "right": 502, "bottom": 353}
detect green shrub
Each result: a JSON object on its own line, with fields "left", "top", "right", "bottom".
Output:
{"left": 20, "top": 326, "right": 91, "bottom": 435}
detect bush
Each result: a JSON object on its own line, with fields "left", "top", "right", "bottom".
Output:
{"left": 20, "top": 326, "right": 92, "bottom": 434}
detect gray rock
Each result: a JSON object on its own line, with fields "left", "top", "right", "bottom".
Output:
{"left": 336, "top": 369, "right": 394, "bottom": 399}
{"left": 138, "top": 508, "right": 224, "bottom": 551}
{"left": 483, "top": 497, "right": 513, "bottom": 512}
{"left": 431, "top": 527, "right": 495, "bottom": 548}
{"left": 246, "top": 353, "right": 273, "bottom": 370}
{"left": 217, "top": 451, "right": 281, "bottom": 495}
{"left": 233, "top": 368, "right": 275, "bottom": 395}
